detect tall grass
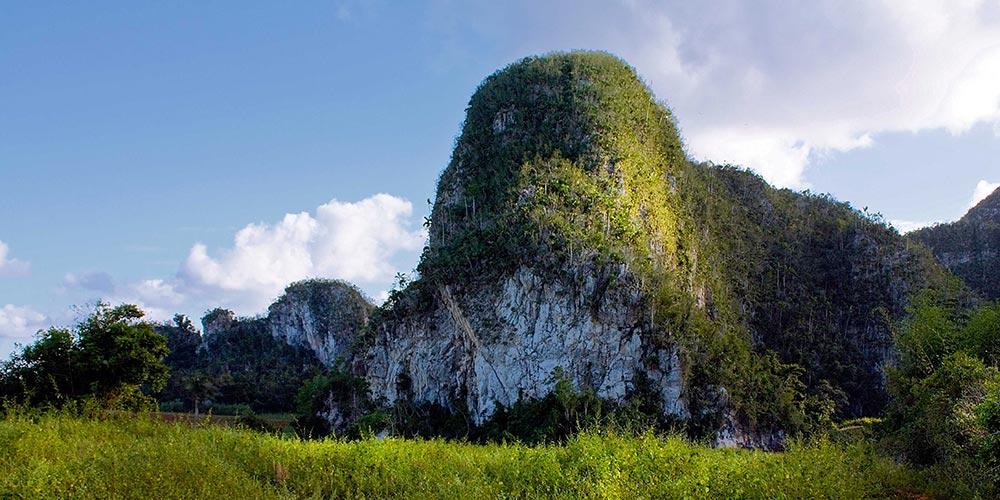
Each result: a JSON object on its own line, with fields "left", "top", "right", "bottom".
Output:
{"left": 0, "top": 413, "right": 954, "bottom": 499}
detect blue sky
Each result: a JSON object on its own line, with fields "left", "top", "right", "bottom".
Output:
{"left": 2, "top": 1, "right": 999, "bottom": 356}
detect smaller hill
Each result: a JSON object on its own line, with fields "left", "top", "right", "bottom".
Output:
{"left": 268, "top": 279, "right": 374, "bottom": 366}
{"left": 911, "top": 187, "right": 1000, "bottom": 299}
{"left": 157, "top": 279, "right": 373, "bottom": 414}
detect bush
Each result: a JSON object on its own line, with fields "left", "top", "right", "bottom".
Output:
{"left": 204, "top": 403, "right": 253, "bottom": 416}
{"left": 885, "top": 295, "right": 1000, "bottom": 495}
{"left": 158, "top": 400, "right": 185, "bottom": 413}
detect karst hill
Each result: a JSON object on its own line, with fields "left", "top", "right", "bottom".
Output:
{"left": 189, "top": 52, "right": 962, "bottom": 445}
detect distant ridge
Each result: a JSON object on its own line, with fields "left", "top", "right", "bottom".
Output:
{"left": 911, "top": 186, "right": 1000, "bottom": 299}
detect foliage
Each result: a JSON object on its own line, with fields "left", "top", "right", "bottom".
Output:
{"left": 155, "top": 280, "right": 370, "bottom": 414}
{"left": 690, "top": 165, "right": 958, "bottom": 421}
{"left": 479, "top": 368, "right": 606, "bottom": 444}
{"left": 178, "top": 369, "right": 229, "bottom": 416}
{"left": 155, "top": 314, "right": 201, "bottom": 403}
{"left": 157, "top": 308, "right": 323, "bottom": 414}
{"left": 269, "top": 279, "right": 374, "bottom": 343}
{"left": 294, "top": 368, "right": 382, "bottom": 439}
{"left": 885, "top": 294, "right": 1000, "bottom": 494}
{"left": 0, "top": 303, "right": 168, "bottom": 411}
{"left": 477, "top": 368, "right": 681, "bottom": 444}
{"left": 0, "top": 412, "right": 959, "bottom": 499}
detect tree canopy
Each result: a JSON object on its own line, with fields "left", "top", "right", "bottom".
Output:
{"left": 0, "top": 303, "right": 169, "bottom": 410}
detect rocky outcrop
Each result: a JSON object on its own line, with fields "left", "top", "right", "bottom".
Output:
{"left": 267, "top": 279, "right": 373, "bottom": 366}
{"left": 911, "top": 187, "right": 1000, "bottom": 300}
{"left": 365, "top": 265, "right": 686, "bottom": 423}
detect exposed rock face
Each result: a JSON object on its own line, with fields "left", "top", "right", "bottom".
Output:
{"left": 267, "top": 280, "right": 374, "bottom": 366}
{"left": 202, "top": 308, "right": 236, "bottom": 338}
{"left": 911, "top": 187, "right": 1000, "bottom": 300}
{"left": 365, "top": 265, "right": 686, "bottom": 423}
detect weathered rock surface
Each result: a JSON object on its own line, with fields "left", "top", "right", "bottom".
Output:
{"left": 267, "top": 279, "right": 373, "bottom": 366}
{"left": 365, "top": 265, "right": 686, "bottom": 423}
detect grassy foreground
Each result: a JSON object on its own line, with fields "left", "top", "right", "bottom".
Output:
{"left": 0, "top": 414, "right": 946, "bottom": 499}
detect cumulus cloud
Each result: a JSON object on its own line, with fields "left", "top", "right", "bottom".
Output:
{"left": 103, "top": 279, "right": 187, "bottom": 322}
{"left": 432, "top": 0, "right": 1000, "bottom": 188}
{"left": 0, "top": 241, "right": 30, "bottom": 277}
{"left": 168, "top": 193, "right": 425, "bottom": 314}
{"left": 970, "top": 179, "right": 1000, "bottom": 208}
{"left": 76, "top": 194, "right": 423, "bottom": 319}
{"left": 629, "top": 1, "right": 1000, "bottom": 188}
{"left": 0, "top": 304, "right": 48, "bottom": 341}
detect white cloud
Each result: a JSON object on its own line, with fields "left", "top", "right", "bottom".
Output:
{"left": 0, "top": 241, "right": 30, "bottom": 277}
{"left": 433, "top": 1, "right": 1000, "bottom": 188}
{"left": 74, "top": 194, "right": 424, "bottom": 320}
{"left": 633, "top": 0, "right": 1000, "bottom": 188}
{"left": 174, "top": 193, "right": 425, "bottom": 314}
{"left": 103, "top": 279, "right": 187, "bottom": 322}
{"left": 970, "top": 179, "right": 1000, "bottom": 208}
{"left": 0, "top": 304, "right": 48, "bottom": 340}
{"left": 890, "top": 219, "right": 941, "bottom": 234}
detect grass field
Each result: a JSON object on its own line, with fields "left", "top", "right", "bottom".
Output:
{"left": 156, "top": 411, "right": 296, "bottom": 432}
{"left": 0, "top": 414, "right": 961, "bottom": 499}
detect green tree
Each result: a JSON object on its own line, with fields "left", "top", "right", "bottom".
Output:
{"left": 179, "top": 370, "right": 224, "bottom": 416}
{"left": 77, "top": 303, "right": 170, "bottom": 399}
{"left": 0, "top": 328, "right": 77, "bottom": 406}
{"left": 0, "top": 302, "right": 169, "bottom": 410}
{"left": 886, "top": 294, "right": 1000, "bottom": 494}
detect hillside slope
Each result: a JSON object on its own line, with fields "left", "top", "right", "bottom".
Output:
{"left": 910, "top": 187, "right": 1000, "bottom": 300}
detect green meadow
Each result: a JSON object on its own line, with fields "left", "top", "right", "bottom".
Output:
{"left": 0, "top": 413, "right": 962, "bottom": 499}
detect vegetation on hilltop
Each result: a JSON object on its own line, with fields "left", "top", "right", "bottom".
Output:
{"left": 2, "top": 49, "right": 997, "bottom": 498}
{"left": 152, "top": 279, "right": 375, "bottom": 420}
{"left": 269, "top": 278, "right": 374, "bottom": 339}
{"left": 156, "top": 280, "right": 362, "bottom": 415}
{"left": 911, "top": 186, "right": 1000, "bottom": 300}
{"left": 194, "top": 309, "right": 320, "bottom": 412}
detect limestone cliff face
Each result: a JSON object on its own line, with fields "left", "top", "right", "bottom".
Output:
{"left": 267, "top": 280, "right": 373, "bottom": 366}
{"left": 200, "top": 280, "right": 372, "bottom": 367}
{"left": 365, "top": 265, "right": 685, "bottom": 424}
{"left": 911, "top": 187, "right": 1000, "bottom": 300}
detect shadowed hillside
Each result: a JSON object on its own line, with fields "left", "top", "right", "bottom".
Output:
{"left": 911, "top": 187, "right": 1000, "bottom": 300}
